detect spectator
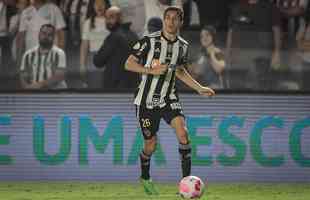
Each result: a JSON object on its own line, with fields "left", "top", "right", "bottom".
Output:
{"left": 61, "top": 0, "right": 109, "bottom": 88}
{"left": 93, "top": 6, "right": 138, "bottom": 89}
{"left": 16, "top": 0, "right": 66, "bottom": 63}
{"left": 176, "top": 0, "right": 192, "bottom": 28}
{"left": 273, "top": 0, "right": 307, "bottom": 34}
{"left": 9, "top": 0, "right": 30, "bottom": 63}
{"left": 273, "top": 0, "right": 308, "bottom": 83}
{"left": 20, "top": 24, "right": 67, "bottom": 89}
{"left": 191, "top": 26, "right": 226, "bottom": 89}
{"left": 61, "top": 0, "right": 107, "bottom": 47}
{"left": 109, "top": 0, "right": 145, "bottom": 37}
{"left": 226, "top": 0, "right": 282, "bottom": 89}
{"left": 0, "top": 0, "right": 17, "bottom": 75}
{"left": 296, "top": 3, "right": 310, "bottom": 90}
{"left": 108, "top": 0, "right": 182, "bottom": 37}
{"left": 146, "top": 16, "right": 162, "bottom": 34}
{"left": 80, "top": 0, "right": 109, "bottom": 89}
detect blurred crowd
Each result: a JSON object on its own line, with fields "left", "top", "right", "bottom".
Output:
{"left": 0, "top": 0, "right": 310, "bottom": 91}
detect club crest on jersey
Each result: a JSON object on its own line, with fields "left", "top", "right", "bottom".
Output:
{"left": 133, "top": 42, "right": 141, "bottom": 50}
{"left": 152, "top": 94, "right": 161, "bottom": 106}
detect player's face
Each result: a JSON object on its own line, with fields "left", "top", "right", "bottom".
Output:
{"left": 163, "top": 10, "right": 182, "bottom": 35}
{"left": 105, "top": 11, "right": 119, "bottom": 30}
{"left": 39, "top": 26, "right": 55, "bottom": 49}
{"left": 200, "top": 30, "right": 213, "bottom": 48}
{"left": 95, "top": 0, "right": 106, "bottom": 17}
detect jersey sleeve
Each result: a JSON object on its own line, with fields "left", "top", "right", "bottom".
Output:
{"left": 130, "top": 36, "right": 150, "bottom": 61}
{"left": 52, "top": 4, "right": 66, "bottom": 30}
{"left": 20, "top": 52, "right": 28, "bottom": 72}
{"left": 179, "top": 45, "right": 189, "bottom": 66}
{"left": 56, "top": 49, "right": 66, "bottom": 69}
{"left": 19, "top": 10, "right": 27, "bottom": 32}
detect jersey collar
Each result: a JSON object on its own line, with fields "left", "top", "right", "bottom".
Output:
{"left": 161, "top": 31, "right": 178, "bottom": 43}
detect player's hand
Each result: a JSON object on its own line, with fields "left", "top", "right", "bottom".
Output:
{"left": 149, "top": 59, "right": 168, "bottom": 75}
{"left": 197, "top": 86, "right": 215, "bottom": 97}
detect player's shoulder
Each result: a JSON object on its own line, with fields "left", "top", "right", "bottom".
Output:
{"left": 52, "top": 46, "right": 65, "bottom": 55}
{"left": 21, "top": 5, "right": 35, "bottom": 17}
{"left": 24, "top": 46, "right": 39, "bottom": 56}
{"left": 177, "top": 35, "right": 189, "bottom": 46}
{"left": 45, "top": 2, "right": 61, "bottom": 10}
{"left": 145, "top": 31, "right": 161, "bottom": 39}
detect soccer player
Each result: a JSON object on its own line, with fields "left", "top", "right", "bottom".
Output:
{"left": 125, "top": 6, "right": 215, "bottom": 195}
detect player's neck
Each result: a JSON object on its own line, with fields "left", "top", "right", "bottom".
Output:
{"left": 39, "top": 47, "right": 51, "bottom": 54}
{"left": 162, "top": 30, "right": 177, "bottom": 42}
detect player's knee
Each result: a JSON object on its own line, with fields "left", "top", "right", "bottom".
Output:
{"left": 178, "top": 134, "right": 189, "bottom": 145}
{"left": 144, "top": 136, "right": 157, "bottom": 154}
{"left": 177, "top": 128, "right": 189, "bottom": 145}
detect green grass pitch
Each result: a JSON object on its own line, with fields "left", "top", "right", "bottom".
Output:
{"left": 0, "top": 182, "right": 309, "bottom": 200}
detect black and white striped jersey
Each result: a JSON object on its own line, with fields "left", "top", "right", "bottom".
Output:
{"left": 131, "top": 31, "right": 189, "bottom": 109}
{"left": 20, "top": 45, "right": 67, "bottom": 88}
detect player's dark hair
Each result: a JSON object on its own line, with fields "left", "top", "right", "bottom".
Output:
{"left": 40, "top": 24, "right": 56, "bottom": 34}
{"left": 163, "top": 6, "right": 184, "bottom": 21}
{"left": 202, "top": 25, "right": 217, "bottom": 40}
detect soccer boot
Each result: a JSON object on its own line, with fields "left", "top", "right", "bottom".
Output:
{"left": 139, "top": 177, "right": 159, "bottom": 195}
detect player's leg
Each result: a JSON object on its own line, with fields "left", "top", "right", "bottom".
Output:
{"left": 162, "top": 102, "right": 191, "bottom": 178}
{"left": 136, "top": 106, "right": 160, "bottom": 195}
{"left": 171, "top": 116, "right": 191, "bottom": 177}
{"left": 140, "top": 135, "right": 157, "bottom": 180}
{"left": 140, "top": 135, "right": 159, "bottom": 195}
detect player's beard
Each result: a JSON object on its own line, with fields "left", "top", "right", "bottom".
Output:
{"left": 39, "top": 39, "right": 53, "bottom": 50}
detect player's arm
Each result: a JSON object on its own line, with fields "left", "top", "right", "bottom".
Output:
{"left": 54, "top": 4, "right": 66, "bottom": 49}
{"left": 176, "top": 66, "right": 215, "bottom": 96}
{"left": 19, "top": 52, "right": 32, "bottom": 89}
{"left": 209, "top": 48, "right": 225, "bottom": 74}
{"left": 24, "top": 70, "right": 65, "bottom": 89}
{"left": 125, "top": 55, "right": 167, "bottom": 75}
{"left": 125, "top": 36, "right": 167, "bottom": 75}
{"left": 56, "top": 29, "right": 65, "bottom": 49}
{"left": 31, "top": 69, "right": 65, "bottom": 89}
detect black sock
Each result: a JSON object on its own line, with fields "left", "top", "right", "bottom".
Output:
{"left": 179, "top": 143, "right": 191, "bottom": 177}
{"left": 140, "top": 151, "right": 151, "bottom": 180}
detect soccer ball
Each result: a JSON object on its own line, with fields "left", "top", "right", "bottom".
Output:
{"left": 179, "top": 176, "right": 205, "bottom": 199}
